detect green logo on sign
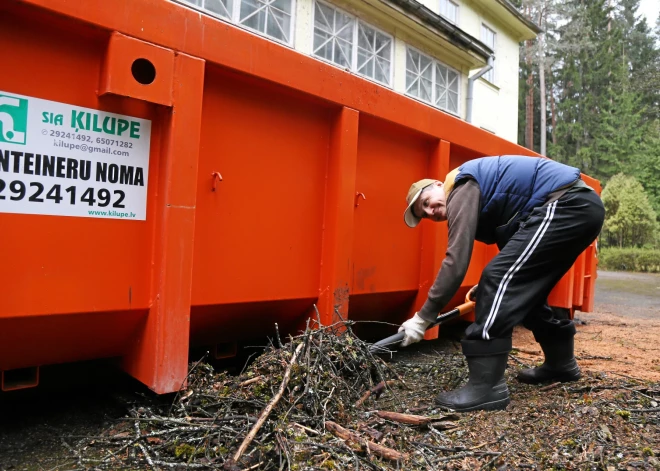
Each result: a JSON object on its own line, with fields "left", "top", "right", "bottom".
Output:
{"left": 0, "top": 94, "right": 28, "bottom": 145}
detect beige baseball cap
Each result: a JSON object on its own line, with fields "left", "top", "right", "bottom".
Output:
{"left": 403, "top": 179, "right": 438, "bottom": 228}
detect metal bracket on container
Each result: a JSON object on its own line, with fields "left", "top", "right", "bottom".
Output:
{"left": 211, "top": 172, "right": 223, "bottom": 191}
{"left": 1, "top": 367, "right": 40, "bottom": 392}
{"left": 355, "top": 192, "right": 366, "bottom": 207}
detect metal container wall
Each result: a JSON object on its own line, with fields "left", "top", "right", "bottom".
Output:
{"left": 0, "top": 0, "right": 601, "bottom": 393}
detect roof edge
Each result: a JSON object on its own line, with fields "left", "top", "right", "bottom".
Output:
{"left": 494, "top": 0, "right": 542, "bottom": 35}
{"left": 384, "top": 0, "right": 494, "bottom": 61}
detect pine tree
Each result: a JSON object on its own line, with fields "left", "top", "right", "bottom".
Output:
{"left": 552, "top": 0, "right": 601, "bottom": 170}
{"left": 518, "top": 0, "right": 572, "bottom": 154}
{"left": 615, "top": 0, "right": 660, "bottom": 123}
{"left": 632, "top": 120, "right": 660, "bottom": 215}
{"left": 516, "top": 0, "right": 659, "bottom": 204}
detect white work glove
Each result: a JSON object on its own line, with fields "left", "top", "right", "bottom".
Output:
{"left": 398, "top": 313, "right": 431, "bottom": 347}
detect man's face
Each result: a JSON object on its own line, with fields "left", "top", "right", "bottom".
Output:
{"left": 413, "top": 182, "right": 447, "bottom": 222}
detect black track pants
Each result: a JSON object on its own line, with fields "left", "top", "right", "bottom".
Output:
{"left": 465, "top": 190, "right": 605, "bottom": 341}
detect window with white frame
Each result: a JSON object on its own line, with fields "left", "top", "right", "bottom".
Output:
{"left": 405, "top": 48, "right": 460, "bottom": 114}
{"left": 481, "top": 24, "right": 496, "bottom": 83}
{"left": 178, "top": 0, "right": 294, "bottom": 44}
{"left": 439, "top": 0, "right": 458, "bottom": 24}
{"left": 313, "top": 1, "right": 393, "bottom": 86}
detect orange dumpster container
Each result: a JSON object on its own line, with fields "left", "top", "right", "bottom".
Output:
{"left": 0, "top": 0, "right": 601, "bottom": 393}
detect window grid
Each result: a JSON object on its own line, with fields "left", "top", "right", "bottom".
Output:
{"left": 178, "top": 0, "right": 467, "bottom": 116}
{"left": 481, "top": 24, "right": 496, "bottom": 84}
{"left": 177, "top": 0, "right": 294, "bottom": 45}
{"left": 439, "top": 0, "right": 458, "bottom": 24}
{"left": 313, "top": 1, "right": 393, "bottom": 87}
{"left": 405, "top": 47, "right": 460, "bottom": 115}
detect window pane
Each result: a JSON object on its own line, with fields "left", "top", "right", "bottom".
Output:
{"left": 358, "top": 53, "right": 375, "bottom": 77}
{"left": 336, "top": 37, "right": 352, "bottom": 67}
{"left": 356, "top": 22, "right": 392, "bottom": 85}
{"left": 375, "top": 56, "right": 390, "bottom": 84}
{"left": 447, "top": 2, "right": 457, "bottom": 22}
{"left": 481, "top": 25, "right": 496, "bottom": 83}
{"left": 272, "top": 0, "right": 292, "bottom": 13}
{"left": 440, "top": 0, "right": 458, "bottom": 23}
{"left": 240, "top": 0, "right": 267, "bottom": 33}
{"left": 240, "top": 0, "right": 292, "bottom": 42}
{"left": 436, "top": 89, "right": 447, "bottom": 110}
{"left": 448, "top": 90, "right": 458, "bottom": 113}
{"left": 357, "top": 22, "right": 374, "bottom": 51}
{"left": 481, "top": 25, "right": 495, "bottom": 47}
{"left": 420, "top": 76, "right": 432, "bottom": 102}
{"left": 448, "top": 69, "right": 459, "bottom": 93}
{"left": 434, "top": 63, "right": 459, "bottom": 113}
{"left": 436, "top": 63, "right": 447, "bottom": 88}
{"left": 406, "top": 49, "right": 433, "bottom": 103}
{"left": 434, "top": 64, "right": 444, "bottom": 109}
{"left": 204, "top": 0, "right": 232, "bottom": 18}
{"left": 267, "top": 6, "right": 291, "bottom": 41}
{"left": 181, "top": 0, "right": 232, "bottom": 19}
{"left": 313, "top": 3, "right": 354, "bottom": 69}
{"left": 313, "top": 4, "right": 334, "bottom": 61}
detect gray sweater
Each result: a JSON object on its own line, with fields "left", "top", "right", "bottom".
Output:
{"left": 418, "top": 180, "right": 480, "bottom": 322}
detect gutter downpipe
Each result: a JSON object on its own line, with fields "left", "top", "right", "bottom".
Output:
{"left": 466, "top": 56, "right": 494, "bottom": 124}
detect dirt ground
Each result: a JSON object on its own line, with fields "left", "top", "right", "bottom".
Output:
{"left": 512, "top": 270, "right": 660, "bottom": 382}
{"left": 0, "top": 270, "right": 658, "bottom": 470}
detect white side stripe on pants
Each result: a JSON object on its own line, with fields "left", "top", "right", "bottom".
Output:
{"left": 482, "top": 201, "right": 558, "bottom": 340}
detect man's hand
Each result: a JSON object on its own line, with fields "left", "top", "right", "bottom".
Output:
{"left": 398, "top": 313, "right": 431, "bottom": 347}
{"left": 466, "top": 284, "right": 478, "bottom": 302}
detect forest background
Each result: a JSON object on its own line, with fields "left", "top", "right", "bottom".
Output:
{"left": 515, "top": 0, "right": 660, "bottom": 269}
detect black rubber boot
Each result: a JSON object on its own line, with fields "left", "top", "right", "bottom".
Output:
{"left": 435, "top": 338, "right": 511, "bottom": 412}
{"left": 517, "top": 321, "right": 581, "bottom": 384}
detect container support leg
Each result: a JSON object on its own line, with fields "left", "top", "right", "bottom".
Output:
{"left": 122, "top": 53, "right": 205, "bottom": 394}
{"left": 317, "top": 107, "right": 359, "bottom": 327}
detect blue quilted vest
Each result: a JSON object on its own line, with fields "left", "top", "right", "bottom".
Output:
{"left": 455, "top": 156, "right": 580, "bottom": 246}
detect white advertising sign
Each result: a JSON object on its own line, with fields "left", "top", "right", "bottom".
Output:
{"left": 0, "top": 90, "right": 151, "bottom": 220}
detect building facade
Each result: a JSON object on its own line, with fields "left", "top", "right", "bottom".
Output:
{"left": 174, "top": 0, "right": 538, "bottom": 142}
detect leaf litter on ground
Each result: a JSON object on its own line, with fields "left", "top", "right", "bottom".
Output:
{"left": 60, "top": 317, "right": 659, "bottom": 470}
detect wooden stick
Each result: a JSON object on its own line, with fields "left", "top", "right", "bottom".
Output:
{"left": 238, "top": 376, "right": 264, "bottom": 387}
{"left": 429, "top": 421, "right": 457, "bottom": 430}
{"left": 354, "top": 380, "right": 396, "bottom": 407}
{"left": 233, "top": 342, "right": 305, "bottom": 462}
{"left": 325, "top": 421, "right": 408, "bottom": 461}
{"left": 539, "top": 382, "right": 561, "bottom": 392}
{"left": 375, "top": 410, "right": 432, "bottom": 426}
{"left": 292, "top": 422, "right": 320, "bottom": 435}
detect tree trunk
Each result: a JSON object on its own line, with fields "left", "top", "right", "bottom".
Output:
{"left": 551, "top": 79, "right": 557, "bottom": 147}
{"left": 539, "top": 39, "right": 546, "bottom": 156}
{"left": 525, "top": 39, "right": 534, "bottom": 150}
{"left": 539, "top": 2, "right": 547, "bottom": 156}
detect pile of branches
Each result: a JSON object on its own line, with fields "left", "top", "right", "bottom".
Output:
{"left": 59, "top": 317, "right": 660, "bottom": 470}
{"left": 64, "top": 318, "right": 467, "bottom": 470}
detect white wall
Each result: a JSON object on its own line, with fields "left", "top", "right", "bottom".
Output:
{"left": 456, "top": 1, "right": 520, "bottom": 142}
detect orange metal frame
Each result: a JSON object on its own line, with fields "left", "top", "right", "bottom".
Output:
{"left": 0, "top": 0, "right": 601, "bottom": 393}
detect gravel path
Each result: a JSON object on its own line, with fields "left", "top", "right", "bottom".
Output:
{"left": 594, "top": 270, "right": 660, "bottom": 319}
